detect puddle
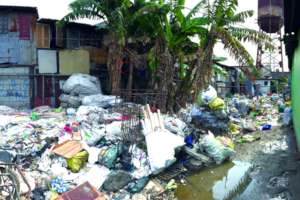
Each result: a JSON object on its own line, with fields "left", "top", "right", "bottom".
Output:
{"left": 175, "top": 161, "right": 252, "bottom": 200}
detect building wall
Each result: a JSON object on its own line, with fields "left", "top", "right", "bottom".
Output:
{"left": 59, "top": 49, "right": 90, "bottom": 75}
{"left": 0, "top": 13, "right": 36, "bottom": 65}
{"left": 0, "top": 67, "right": 30, "bottom": 108}
{"left": 256, "top": 80, "right": 271, "bottom": 95}
{"left": 35, "top": 23, "right": 50, "bottom": 48}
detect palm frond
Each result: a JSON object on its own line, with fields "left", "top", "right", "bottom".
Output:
{"left": 186, "top": 0, "right": 208, "bottom": 20}
{"left": 228, "top": 27, "right": 274, "bottom": 49}
{"left": 228, "top": 10, "right": 254, "bottom": 24}
{"left": 62, "top": 0, "right": 105, "bottom": 22}
{"left": 173, "top": 0, "right": 186, "bottom": 8}
{"left": 225, "top": 0, "right": 238, "bottom": 18}
{"left": 216, "top": 27, "right": 255, "bottom": 69}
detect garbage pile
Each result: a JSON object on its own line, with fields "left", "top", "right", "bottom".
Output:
{"left": 60, "top": 74, "right": 120, "bottom": 109}
{"left": 189, "top": 85, "right": 291, "bottom": 144}
{"left": 0, "top": 77, "right": 291, "bottom": 200}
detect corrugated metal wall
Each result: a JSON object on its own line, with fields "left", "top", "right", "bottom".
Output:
{"left": 0, "top": 67, "right": 31, "bottom": 109}
{"left": 0, "top": 12, "right": 36, "bottom": 109}
{"left": 0, "top": 13, "right": 36, "bottom": 65}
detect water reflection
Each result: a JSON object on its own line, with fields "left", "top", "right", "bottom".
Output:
{"left": 176, "top": 161, "right": 252, "bottom": 200}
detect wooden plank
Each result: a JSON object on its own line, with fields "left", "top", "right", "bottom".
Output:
{"left": 52, "top": 140, "right": 83, "bottom": 159}
{"left": 57, "top": 182, "right": 106, "bottom": 200}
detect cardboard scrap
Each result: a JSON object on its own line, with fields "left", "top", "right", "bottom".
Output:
{"left": 56, "top": 182, "right": 106, "bottom": 200}
{"left": 52, "top": 140, "right": 83, "bottom": 159}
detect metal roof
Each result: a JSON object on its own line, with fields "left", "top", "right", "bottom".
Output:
{"left": 0, "top": 5, "right": 38, "bottom": 17}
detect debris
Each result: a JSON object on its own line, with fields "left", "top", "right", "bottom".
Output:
{"left": 200, "top": 132, "right": 235, "bottom": 164}
{"left": 102, "top": 170, "right": 132, "bottom": 192}
{"left": 57, "top": 182, "right": 106, "bottom": 200}
{"left": 127, "top": 177, "right": 149, "bottom": 193}
{"left": 208, "top": 97, "right": 225, "bottom": 110}
{"left": 261, "top": 124, "right": 272, "bottom": 131}
{"left": 283, "top": 107, "right": 292, "bottom": 126}
{"left": 98, "top": 145, "right": 120, "bottom": 169}
{"left": 183, "top": 146, "right": 210, "bottom": 163}
{"left": 183, "top": 158, "right": 204, "bottom": 171}
{"left": 77, "top": 165, "right": 110, "bottom": 189}
{"left": 67, "top": 151, "right": 89, "bottom": 173}
{"left": 62, "top": 74, "right": 101, "bottom": 96}
{"left": 82, "top": 94, "right": 121, "bottom": 108}
{"left": 165, "top": 179, "right": 177, "bottom": 191}
{"left": 130, "top": 144, "right": 151, "bottom": 179}
{"left": 237, "top": 134, "right": 261, "bottom": 143}
{"left": 131, "top": 193, "right": 147, "bottom": 200}
{"left": 142, "top": 105, "right": 184, "bottom": 174}
{"left": 192, "top": 109, "right": 229, "bottom": 135}
{"left": 200, "top": 85, "right": 217, "bottom": 105}
{"left": 52, "top": 140, "right": 83, "bottom": 159}
{"left": 50, "top": 177, "right": 69, "bottom": 194}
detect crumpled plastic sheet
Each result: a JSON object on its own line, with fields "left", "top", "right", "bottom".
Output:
{"left": 129, "top": 145, "right": 151, "bottom": 179}
{"left": 164, "top": 116, "right": 189, "bottom": 137}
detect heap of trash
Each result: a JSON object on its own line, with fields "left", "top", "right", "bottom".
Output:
{"left": 0, "top": 74, "right": 291, "bottom": 200}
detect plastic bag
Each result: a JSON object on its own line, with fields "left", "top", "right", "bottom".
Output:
{"left": 62, "top": 73, "right": 101, "bottom": 96}
{"left": 67, "top": 151, "right": 88, "bottom": 173}
{"left": 143, "top": 129, "right": 184, "bottom": 174}
{"left": 164, "top": 116, "right": 188, "bottom": 137}
{"left": 208, "top": 97, "right": 225, "bottom": 110}
{"left": 77, "top": 165, "right": 110, "bottom": 189}
{"left": 59, "top": 94, "right": 82, "bottom": 108}
{"left": 130, "top": 145, "right": 151, "bottom": 179}
{"left": 283, "top": 107, "right": 292, "bottom": 126}
{"left": 200, "top": 85, "right": 217, "bottom": 104}
{"left": 82, "top": 94, "right": 121, "bottom": 108}
{"left": 201, "top": 132, "right": 235, "bottom": 164}
{"left": 127, "top": 177, "right": 149, "bottom": 193}
{"left": 99, "top": 145, "right": 120, "bottom": 169}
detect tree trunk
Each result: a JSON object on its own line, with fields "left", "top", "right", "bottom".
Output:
{"left": 107, "top": 42, "right": 123, "bottom": 95}
{"left": 174, "top": 36, "right": 215, "bottom": 111}
{"left": 152, "top": 39, "right": 175, "bottom": 112}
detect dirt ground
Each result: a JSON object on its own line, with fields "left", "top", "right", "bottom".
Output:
{"left": 234, "top": 126, "right": 300, "bottom": 200}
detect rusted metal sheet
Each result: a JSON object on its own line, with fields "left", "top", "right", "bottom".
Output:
{"left": 80, "top": 46, "right": 107, "bottom": 65}
{"left": 258, "top": 0, "right": 284, "bottom": 33}
{"left": 258, "top": 0, "right": 283, "bottom": 7}
{"left": 35, "top": 23, "right": 50, "bottom": 48}
{"left": 0, "top": 12, "right": 36, "bottom": 65}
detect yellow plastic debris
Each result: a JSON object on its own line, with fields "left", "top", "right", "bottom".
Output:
{"left": 67, "top": 151, "right": 89, "bottom": 173}
{"left": 208, "top": 97, "right": 225, "bottom": 110}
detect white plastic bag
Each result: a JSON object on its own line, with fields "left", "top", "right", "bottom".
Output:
{"left": 143, "top": 127, "right": 184, "bottom": 174}
{"left": 77, "top": 165, "right": 110, "bottom": 189}
{"left": 82, "top": 94, "right": 121, "bottom": 108}
{"left": 201, "top": 85, "right": 217, "bottom": 104}
{"left": 62, "top": 73, "right": 101, "bottom": 96}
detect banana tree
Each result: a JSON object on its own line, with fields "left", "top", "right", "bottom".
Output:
{"left": 174, "top": 0, "right": 273, "bottom": 108}
{"left": 62, "top": 0, "right": 132, "bottom": 94}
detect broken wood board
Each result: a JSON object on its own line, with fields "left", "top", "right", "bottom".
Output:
{"left": 52, "top": 140, "right": 83, "bottom": 159}
{"left": 56, "top": 182, "right": 106, "bottom": 200}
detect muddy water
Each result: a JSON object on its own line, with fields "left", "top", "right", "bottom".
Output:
{"left": 175, "top": 161, "right": 252, "bottom": 200}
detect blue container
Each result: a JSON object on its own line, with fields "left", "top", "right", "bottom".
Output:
{"left": 262, "top": 124, "right": 272, "bottom": 131}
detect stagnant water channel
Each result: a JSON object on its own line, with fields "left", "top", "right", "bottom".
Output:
{"left": 175, "top": 161, "right": 253, "bottom": 200}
